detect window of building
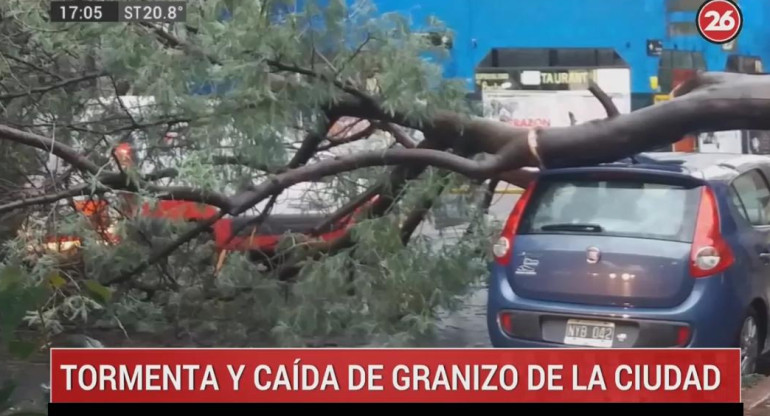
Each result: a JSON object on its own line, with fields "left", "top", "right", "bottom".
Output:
{"left": 667, "top": 22, "right": 700, "bottom": 36}
{"left": 726, "top": 55, "right": 764, "bottom": 74}
{"left": 477, "top": 48, "right": 626, "bottom": 69}
{"left": 658, "top": 50, "right": 705, "bottom": 92}
{"left": 666, "top": 0, "right": 709, "bottom": 12}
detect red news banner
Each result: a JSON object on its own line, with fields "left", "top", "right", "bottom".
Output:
{"left": 50, "top": 348, "right": 740, "bottom": 403}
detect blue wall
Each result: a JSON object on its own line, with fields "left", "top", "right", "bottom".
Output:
{"left": 371, "top": 0, "right": 770, "bottom": 94}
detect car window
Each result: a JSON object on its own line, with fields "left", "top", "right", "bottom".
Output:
{"left": 728, "top": 186, "right": 750, "bottom": 223}
{"left": 731, "top": 169, "right": 770, "bottom": 226}
{"left": 518, "top": 177, "right": 702, "bottom": 242}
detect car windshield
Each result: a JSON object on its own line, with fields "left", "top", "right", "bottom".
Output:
{"left": 518, "top": 176, "right": 703, "bottom": 242}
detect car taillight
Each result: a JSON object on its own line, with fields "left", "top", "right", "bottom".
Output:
{"left": 494, "top": 180, "right": 537, "bottom": 266}
{"left": 498, "top": 311, "right": 514, "bottom": 335}
{"left": 689, "top": 186, "right": 734, "bottom": 278}
{"left": 676, "top": 325, "right": 691, "bottom": 346}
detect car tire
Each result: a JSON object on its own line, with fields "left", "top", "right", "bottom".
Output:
{"left": 738, "top": 307, "right": 762, "bottom": 376}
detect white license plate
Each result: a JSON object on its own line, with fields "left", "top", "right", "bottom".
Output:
{"left": 564, "top": 319, "right": 615, "bottom": 347}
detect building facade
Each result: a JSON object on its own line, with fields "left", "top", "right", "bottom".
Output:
{"left": 372, "top": 0, "right": 769, "bottom": 152}
{"left": 373, "top": 0, "right": 768, "bottom": 103}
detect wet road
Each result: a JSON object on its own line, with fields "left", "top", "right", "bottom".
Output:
{"left": 423, "top": 286, "right": 492, "bottom": 347}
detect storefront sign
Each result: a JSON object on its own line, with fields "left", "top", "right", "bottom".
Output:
{"left": 475, "top": 72, "right": 510, "bottom": 91}
{"left": 481, "top": 89, "right": 629, "bottom": 129}
{"left": 540, "top": 70, "right": 590, "bottom": 85}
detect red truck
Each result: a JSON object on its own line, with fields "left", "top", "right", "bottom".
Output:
{"left": 41, "top": 141, "right": 376, "bottom": 266}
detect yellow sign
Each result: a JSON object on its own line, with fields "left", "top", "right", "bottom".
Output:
{"left": 653, "top": 94, "right": 670, "bottom": 104}
{"left": 649, "top": 76, "right": 659, "bottom": 91}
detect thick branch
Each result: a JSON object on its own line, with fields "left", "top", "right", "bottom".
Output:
{"left": 398, "top": 146, "right": 475, "bottom": 245}
{"left": 379, "top": 123, "right": 417, "bottom": 149}
{"left": 275, "top": 138, "right": 451, "bottom": 280}
{"left": 105, "top": 212, "right": 228, "bottom": 285}
{"left": 332, "top": 72, "right": 770, "bottom": 169}
{"left": 230, "top": 146, "right": 490, "bottom": 215}
{"left": 0, "top": 125, "right": 235, "bottom": 213}
{"left": 537, "top": 73, "right": 770, "bottom": 168}
{"left": 399, "top": 171, "right": 452, "bottom": 245}
{"left": 144, "top": 185, "right": 233, "bottom": 211}
{"left": 317, "top": 123, "right": 377, "bottom": 151}
{"left": 0, "top": 124, "right": 103, "bottom": 174}
{"left": 587, "top": 80, "right": 620, "bottom": 118}
{"left": 209, "top": 156, "right": 284, "bottom": 173}
{"left": 310, "top": 185, "right": 381, "bottom": 235}
{"left": 0, "top": 184, "right": 108, "bottom": 214}
{"left": 287, "top": 116, "right": 339, "bottom": 169}
{"left": 0, "top": 71, "right": 107, "bottom": 101}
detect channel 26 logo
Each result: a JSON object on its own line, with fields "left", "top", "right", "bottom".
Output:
{"left": 697, "top": 0, "right": 743, "bottom": 44}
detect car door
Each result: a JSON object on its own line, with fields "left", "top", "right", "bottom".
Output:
{"left": 729, "top": 168, "right": 770, "bottom": 307}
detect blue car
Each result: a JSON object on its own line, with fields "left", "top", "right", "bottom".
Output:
{"left": 487, "top": 152, "right": 770, "bottom": 375}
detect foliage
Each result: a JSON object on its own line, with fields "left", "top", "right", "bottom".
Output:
{"left": 0, "top": 0, "right": 494, "bottom": 348}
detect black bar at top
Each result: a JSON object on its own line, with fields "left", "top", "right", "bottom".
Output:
{"left": 50, "top": 1, "right": 120, "bottom": 22}
{"left": 48, "top": 402, "right": 744, "bottom": 416}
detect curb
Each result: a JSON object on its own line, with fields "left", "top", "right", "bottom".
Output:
{"left": 744, "top": 376, "right": 770, "bottom": 411}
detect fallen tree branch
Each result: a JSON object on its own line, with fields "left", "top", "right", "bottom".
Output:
{"left": 398, "top": 171, "right": 452, "bottom": 245}
{"left": 587, "top": 80, "right": 620, "bottom": 118}
{"left": 105, "top": 211, "right": 228, "bottom": 285}
{"left": 130, "top": 71, "right": 770, "bottom": 282}
{"left": 8, "top": 69, "right": 770, "bottom": 288}
{"left": 537, "top": 75, "right": 770, "bottom": 168}
{"left": 0, "top": 183, "right": 109, "bottom": 213}
{"left": 209, "top": 156, "right": 285, "bottom": 173}
{"left": 273, "top": 137, "right": 451, "bottom": 280}
{"left": 0, "top": 71, "right": 107, "bottom": 101}
{"left": 317, "top": 123, "right": 377, "bottom": 151}
{"left": 310, "top": 185, "right": 381, "bottom": 235}
{"left": 379, "top": 122, "right": 418, "bottom": 149}
{"left": 0, "top": 124, "right": 104, "bottom": 175}
{"left": 0, "top": 125, "right": 235, "bottom": 214}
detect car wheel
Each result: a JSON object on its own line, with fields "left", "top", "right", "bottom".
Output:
{"left": 739, "top": 309, "right": 761, "bottom": 375}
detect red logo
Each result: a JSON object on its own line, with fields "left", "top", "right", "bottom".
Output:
{"left": 697, "top": 0, "right": 743, "bottom": 44}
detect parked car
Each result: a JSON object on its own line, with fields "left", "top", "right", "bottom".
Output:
{"left": 487, "top": 152, "right": 770, "bottom": 375}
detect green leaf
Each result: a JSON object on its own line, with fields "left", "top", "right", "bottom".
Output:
{"left": 0, "top": 267, "right": 47, "bottom": 347}
{"left": 0, "top": 265, "right": 23, "bottom": 292}
{"left": 47, "top": 273, "right": 67, "bottom": 290}
{"left": 8, "top": 340, "right": 37, "bottom": 359}
{"left": 83, "top": 280, "right": 112, "bottom": 304}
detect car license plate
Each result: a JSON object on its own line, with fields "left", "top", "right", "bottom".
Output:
{"left": 564, "top": 319, "right": 615, "bottom": 347}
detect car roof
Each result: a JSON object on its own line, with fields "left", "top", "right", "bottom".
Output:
{"left": 556, "top": 151, "right": 770, "bottom": 182}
